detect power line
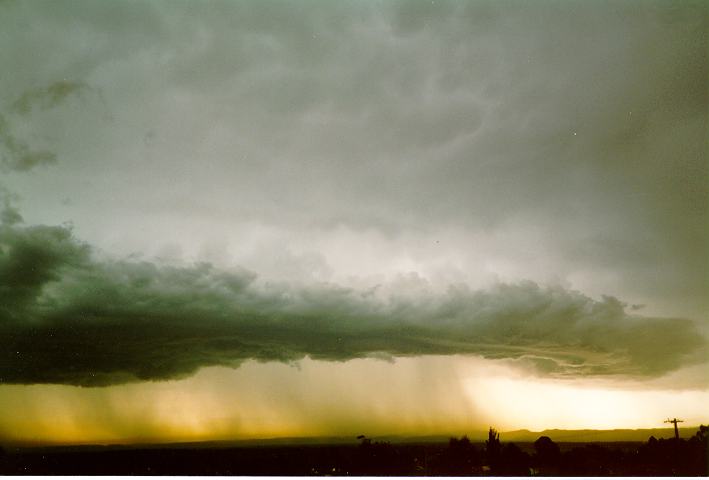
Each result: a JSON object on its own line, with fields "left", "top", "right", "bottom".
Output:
{"left": 664, "top": 418, "right": 684, "bottom": 440}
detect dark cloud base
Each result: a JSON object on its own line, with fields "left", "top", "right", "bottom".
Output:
{"left": 0, "top": 211, "right": 706, "bottom": 386}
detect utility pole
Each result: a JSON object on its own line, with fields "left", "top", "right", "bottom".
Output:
{"left": 664, "top": 418, "right": 684, "bottom": 440}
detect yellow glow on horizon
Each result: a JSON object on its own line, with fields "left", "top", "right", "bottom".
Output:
{"left": 0, "top": 356, "right": 707, "bottom": 445}
{"left": 465, "top": 375, "right": 709, "bottom": 431}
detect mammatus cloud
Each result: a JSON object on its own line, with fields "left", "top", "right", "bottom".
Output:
{"left": 1, "top": 207, "right": 706, "bottom": 387}
{"left": 0, "top": 81, "right": 87, "bottom": 172}
{"left": 0, "top": 113, "right": 56, "bottom": 172}
{"left": 0, "top": 188, "right": 22, "bottom": 225}
{"left": 10, "top": 80, "right": 88, "bottom": 115}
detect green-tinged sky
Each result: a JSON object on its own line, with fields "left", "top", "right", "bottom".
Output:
{"left": 0, "top": 0, "right": 707, "bottom": 444}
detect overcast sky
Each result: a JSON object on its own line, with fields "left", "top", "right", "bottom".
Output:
{"left": 0, "top": 0, "right": 707, "bottom": 443}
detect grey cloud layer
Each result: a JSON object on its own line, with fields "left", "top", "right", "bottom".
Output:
{"left": 1, "top": 0, "right": 705, "bottom": 320}
{"left": 0, "top": 113, "right": 56, "bottom": 172}
{"left": 1, "top": 212, "right": 705, "bottom": 386}
{"left": 11, "top": 81, "right": 89, "bottom": 115}
{"left": 0, "top": 1, "right": 706, "bottom": 385}
{"left": 1, "top": 80, "right": 87, "bottom": 172}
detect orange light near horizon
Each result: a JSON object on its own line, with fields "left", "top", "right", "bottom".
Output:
{"left": 1, "top": 357, "right": 708, "bottom": 445}
{"left": 464, "top": 375, "right": 709, "bottom": 431}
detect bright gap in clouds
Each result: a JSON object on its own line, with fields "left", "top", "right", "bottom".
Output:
{"left": 466, "top": 375, "right": 709, "bottom": 432}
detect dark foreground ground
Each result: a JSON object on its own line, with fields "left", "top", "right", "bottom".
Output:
{"left": 1, "top": 431, "right": 707, "bottom": 476}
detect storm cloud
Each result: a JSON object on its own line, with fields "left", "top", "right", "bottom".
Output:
{"left": 0, "top": 80, "right": 88, "bottom": 172}
{"left": 10, "top": 81, "right": 89, "bottom": 115}
{"left": 0, "top": 0, "right": 705, "bottom": 323}
{"left": 0, "top": 113, "right": 57, "bottom": 172}
{"left": 0, "top": 0, "right": 706, "bottom": 388}
{"left": 0, "top": 0, "right": 707, "bottom": 444}
{"left": 1, "top": 211, "right": 705, "bottom": 387}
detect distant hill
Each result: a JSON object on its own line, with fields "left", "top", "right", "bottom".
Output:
{"left": 3, "top": 426, "right": 705, "bottom": 450}
{"left": 250, "top": 426, "right": 706, "bottom": 445}
{"left": 499, "top": 427, "right": 702, "bottom": 442}
{"left": 373, "top": 426, "right": 704, "bottom": 444}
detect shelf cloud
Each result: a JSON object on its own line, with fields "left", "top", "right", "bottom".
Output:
{"left": 1, "top": 207, "right": 705, "bottom": 386}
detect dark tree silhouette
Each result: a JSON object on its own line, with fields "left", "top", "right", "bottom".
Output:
{"left": 434, "top": 436, "right": 479, "bottom": 475}
{"left": 534, "top": 435, "right": 561, "bottom": 465}
{"left": 531, "top": 435, "right": 561, "bottom": 475}
{"left": 0, "top": 425, "right": 706, "bottom": 475}
{"left": 499, "top": 442, "right": 530, "bottom": 475}
{"left": 353, "top": 435, "right": 404, "bottom": 475}
{"left": 485, "top": 427, "right": 501, "bottom": 456}
{"left": 692, "top": 424, "right": 707, "bottom": 442}
{"left": 485, "top": 427, "right": 502, "bottom": 472}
